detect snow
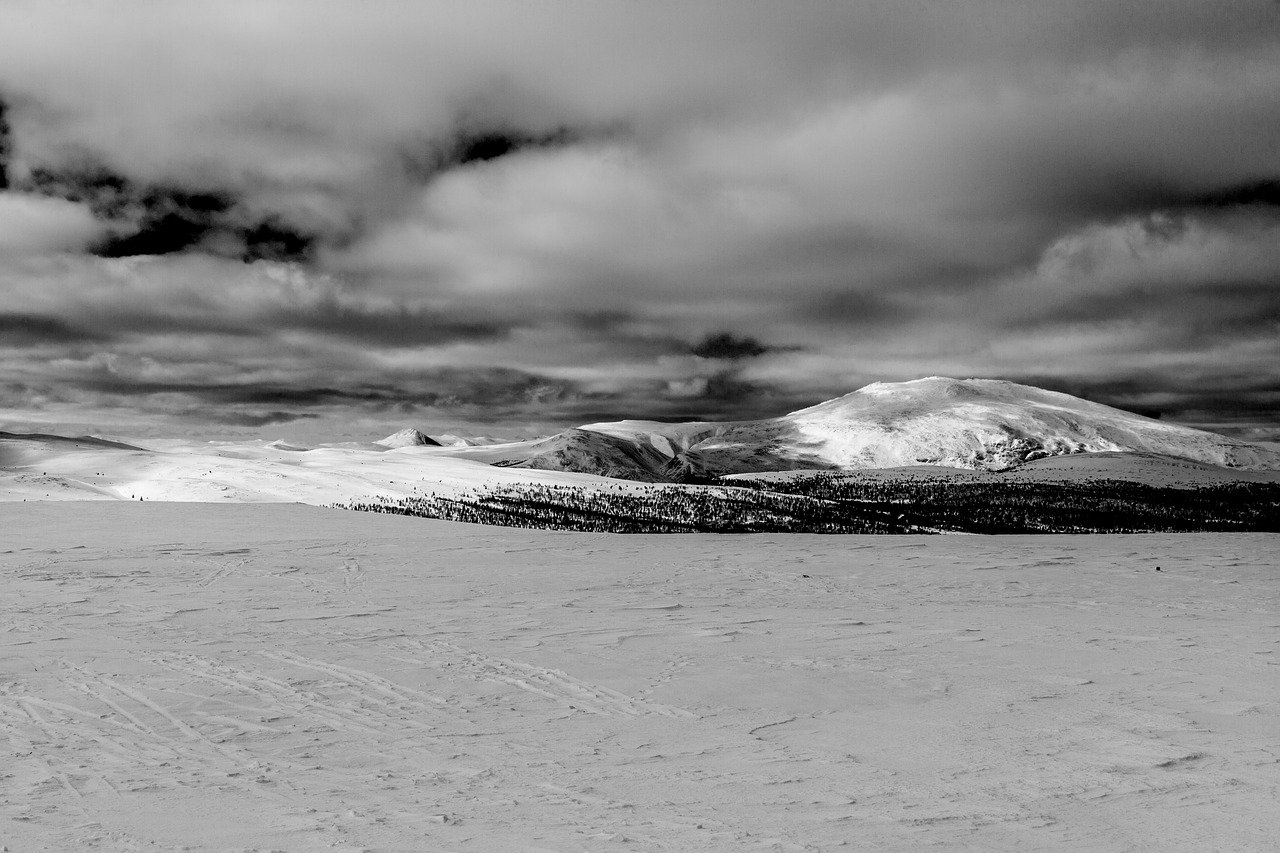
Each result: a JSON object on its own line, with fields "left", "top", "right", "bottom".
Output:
{"left": 374, "top": 428, "right": 440, "bottom": 448}
{"left": 2, "top": 502, "right": 1277, "bottom": 851}
{"left": 561, "top": 378, "right": 1280, "bottom": 478}
{"left": 0, "top": 434, "right": 645, "bottom": 505}
{"left": 432, "top": 434, "right": 507, "bottom": 447}
{"left": 779, "top": 377, "right": 1280, "bottom": 471}
{"left": 6, "top": 377, "right": 1280, "bottom": 504}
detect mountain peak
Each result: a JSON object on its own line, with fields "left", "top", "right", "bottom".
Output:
{"left": 563, "top": 377, "right": 1280, "bottom": 478}
{"left": 437, "top": 377, "right": 1280, "bottom": 482}
{"left": 374, "top": 428, "right": 441, "bottom": 448}
{"left": 777, "top": 377, "right": 1279, "bottom": 470}
{"left": 804, "top": 377, "right": 1119, "bottom": 419}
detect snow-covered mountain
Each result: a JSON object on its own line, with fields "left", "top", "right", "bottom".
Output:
{"left": 5, "top": 378, "right": 1279, "bottom": 504}
{"left": 475, "top": 377, "right": 1280, "bottom": 479}
{"left": 374, "top": 427, "right": 441, "bottom": 448}
{"left": 778, "top": 377, "right": 1280, "bottom": 470}
{"left": 431, "top": 433, "right": 508, "bottom": 448}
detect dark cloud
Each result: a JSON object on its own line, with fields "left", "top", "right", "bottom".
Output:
{"left": 393, "top": 124, "right": 585, "bottom": 200}
{"left": 19, "top": 163, "right": 319, "bottom": 261}
{"left": 1006, "top": 280, "right": 1280, "bottom": 340}
{"left": 1011, "top": 373, "right": 1280, "bottom": 435}
{"left": 414, "top": 368, "right": 577, "bottom": 408}
{"left": 797, "top": 290, "right": 914, "bottom": 330}
{"left": 0, "top": 96, "right": 10, "bottom": 190}
{"left": 0, "top": 312, "right": 104, "bottom": 345}
{"left": 211, "top": 410, "right": 321, "bottom": 427}
{"left": 49, "top": 299, "right": 510, "bottom": 348}
{"left": 1070, "top": 177, "right": 1280, "bottom": 225}
{"left": 1010, "top": 375, "right": 1174, "bottom": 413}
{"left": 77, "top": 380, "right": 394, "bottom": 408}
{"left": 1187, "top": 179, "right": 1280, "bottom": 210}
{"left": 701, "top": 369, "right": 761, "bottom": 402}
{"left": 277, "top": 301, "right": 510, "bottom": 347}
{"left": 691, "top": 332, "right": 770, "bottom": 360}
{"left": 22, "top": 164, "right": 227, "bottom": 223}
{"left": 215, "top": 386, "right": 390, "bottom": 407}
{"left": 67, "top": 366, "right": 580, "bottom": 413}
{"left": 230, "top": 217, "right": 318, "bottom": 264}
{"left": 448, "top": 126, "right": 578, "bottom": 168}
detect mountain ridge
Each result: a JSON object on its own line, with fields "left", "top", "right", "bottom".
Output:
{"left": 462, "top": 377, "right": 1280, "bottom": 481}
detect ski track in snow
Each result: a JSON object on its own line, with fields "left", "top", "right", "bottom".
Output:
{"left": 1, "top": 502, "right": 1277, "bottom": 852}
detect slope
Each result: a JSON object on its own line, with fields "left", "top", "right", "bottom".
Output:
{"left": 781, "top": 377, "right": 1279, "bottom": 470}
{"left": 538, "top": 377, "right": 1280, "bottom": 479}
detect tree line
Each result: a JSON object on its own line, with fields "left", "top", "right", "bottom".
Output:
{"left": 331, "top": 473, "right": 1280, "bottom": 533}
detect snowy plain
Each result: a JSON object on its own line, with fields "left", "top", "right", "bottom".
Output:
{"left": 3, "top": 502, "right": 1277, "bottom": 852}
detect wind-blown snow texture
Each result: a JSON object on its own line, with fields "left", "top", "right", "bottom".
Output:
{"left": 2, "top": 503, "right": 1277, "bottom": 852}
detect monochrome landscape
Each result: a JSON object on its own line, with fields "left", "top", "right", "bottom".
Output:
{"left": 4, "top": 2, "right": 1280, "bottom": 851}
{"left": 4, "top": 375, "right": 1280, "bottom": 851}
{"left": 4, "top": 376, "right": 1280, "bottom": 534}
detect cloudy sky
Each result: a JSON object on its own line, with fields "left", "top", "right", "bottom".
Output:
{"left": 2, "top": 0, "right": 1279, "bottom": 441}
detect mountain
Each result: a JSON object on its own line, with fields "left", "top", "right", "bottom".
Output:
{"left": 0, "top": 431, "right": 143, "bottom": 452}
{"left": 6, "top": 384, "right": 1278, "bottom": 516}
{"left": 494, "top": 429, "right": 687, "bottom": 482}
{"left": 0, "top": 431, "right": 145, "bottom": 468}
{"left": 374, "top": 428, "right": 441, "bottom": 448}
{"left": 432, "top": 433, "right": 508, "bottom": 447}
{"left": 459, "top": 377, "right": 1280, "bottom": 480}
{"left": 776, "top": 377, "right": 1280, "bottom": 471}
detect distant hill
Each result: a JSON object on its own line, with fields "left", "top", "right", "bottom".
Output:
{"left": 374, "top": 428, "right": 441, "bottom": 448}
{"left": 0, "top": 431, "right": 143, "bottom": 451}
{"left": 451, "top": 377, "right": 1280, "bottom": 481}
{"left": 432, "top": 434, "right": 508, "bottom": 447}
{"left": 6, "top": 391, "right": 1279, "bottom": 532}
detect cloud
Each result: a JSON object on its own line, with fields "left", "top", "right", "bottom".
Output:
{"left": 0, "top": 192, "right": 104, "bottom": 255}
{"left": 0, "top": 96, "right": 10, "bottom": 189}
{"left": 404, "top": 125, "right": 583, "bottom": 179}
{"left": 1184, "top": 178, "right": 1280, "bottom": 210}
{"left": 3, "top": 2, "right": 1271, "bottom": 264}
{"left": 1, "top": 2, "right": 1279, "bottom": 436}
{"left": 19, "top": 162, "right": 322, "bottom": 261}
{"left": 690, "top": 332, "right": 770, "bottom": 361}
{"left": 0, "top": 312, "right": 104, "bottom": 345}
{"left": 0, "top": 253, "right": 518, "bottom": 348}
{"left": 994, "top": 211, "right": 1280, "bottom": 334}
{"left": 210, "top": 409, "right": 320, "bottom": 427}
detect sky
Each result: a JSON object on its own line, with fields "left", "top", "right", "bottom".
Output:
{"left": 1, "top": 0, "right": 1279, "bottom": 442}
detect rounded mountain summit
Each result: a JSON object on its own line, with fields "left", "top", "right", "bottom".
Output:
{"left": 442, "top": 377, "right": 1280, "bottom": 481}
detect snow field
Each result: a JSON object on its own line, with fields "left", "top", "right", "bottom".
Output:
{"left": 2, "top": 503, "right": 1277, "bottom": 851}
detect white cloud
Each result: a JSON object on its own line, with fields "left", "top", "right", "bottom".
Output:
{"left": 996, "top": 212, "right": 1280, "bottom": 319}
{"left": 0, "top": 192, "right": 103, "bottom": 255}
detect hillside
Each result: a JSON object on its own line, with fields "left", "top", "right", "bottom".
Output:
{"left": 780, "top": 377, "right": 1279, "bottom": 470}
{"left": 469, "top": 378, "right": 1280, "bottom": 481}
{"left": 374, "top": 428, "right": 441, "bottom": 448}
